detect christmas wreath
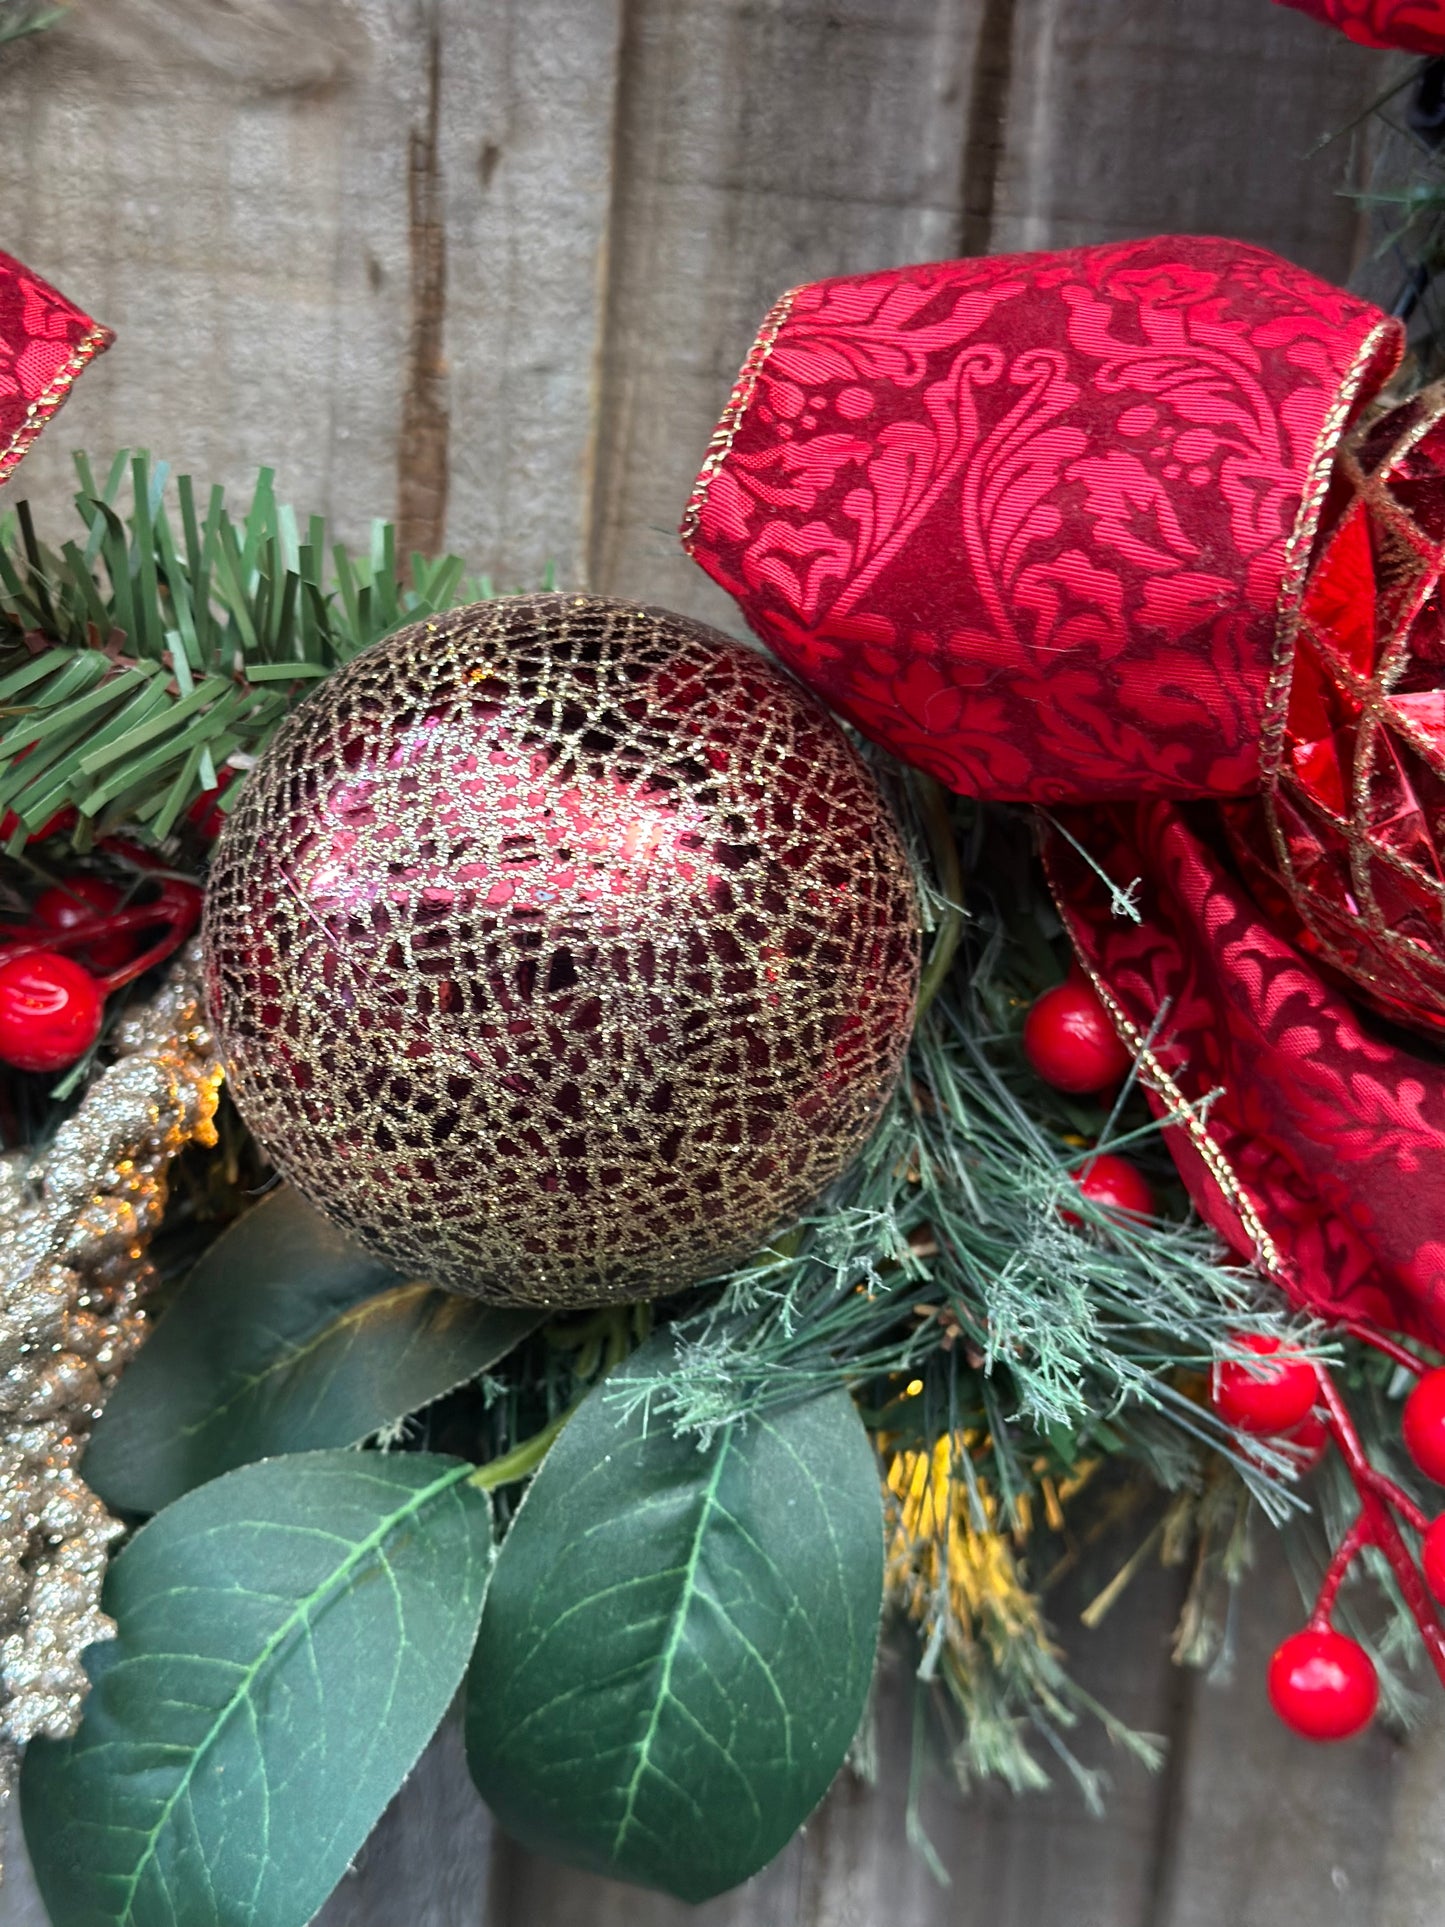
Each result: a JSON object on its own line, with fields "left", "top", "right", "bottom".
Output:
{"left": 7, "top": 97, "right": 1445, "bottom": 1923}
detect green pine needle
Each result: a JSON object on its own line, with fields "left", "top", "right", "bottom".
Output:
{"left": 0, "top": 452, "right": 495, "bottom": 847}
{"left": 0, "top": 2, "right": 64, "bottom": 48}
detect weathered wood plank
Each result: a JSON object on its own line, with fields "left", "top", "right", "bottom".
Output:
{"left": 1377, "top": 1706, "right": 1445, "bottom": 1927}
{"left": 995, "top": 0, "right": 1381, "bottom": 273}
{"left": 586, "top": 0, "right": 989, "bottom": 630}
{"left": 0, "top": 0, "right": 623, "bottom": 586}
{"left": 0, "top": 7, "right": 1436, "bottom": 1926}
{"left": 315, "top": 1711, "right": 494, "bottom": 1927}
{"left": 0, "top": 1816, "right": 52, "bottom": 1927}
{"left": 1152, "top": 1535, "right": 1403, "bottom": 1927}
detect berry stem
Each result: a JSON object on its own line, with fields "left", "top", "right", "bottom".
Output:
{"left": 1316, "top": 1365, "right": 1445, "bottom": 1686}
{"left": 0, "top": 892, "right": 199, "bottom": 993}
{"left": 1360, "top": 1465, "right": 1432, "bottom": 1535}
{"left": 1341, "top": 1320, "right": 1431, "bottom": 1377}
{"left": 97, "top": 921, "right": 190, "bottom": 993}
{"left": 1310, "top": 1514, "right": 1371, "bottom": 1628}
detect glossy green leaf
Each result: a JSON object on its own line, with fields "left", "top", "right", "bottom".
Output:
{"left": 85, "top": 1187, "right": 535, "bottom": 1514}
{"left": 22, "top": 1451, "right": 491, "bottom": 1927}
{"left": 465, "top": 1331, "right": 884, "bottom": 1902}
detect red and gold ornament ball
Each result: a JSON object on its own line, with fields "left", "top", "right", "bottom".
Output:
{"left": 203, "top": 595, "right": 921, "bottom": 1307}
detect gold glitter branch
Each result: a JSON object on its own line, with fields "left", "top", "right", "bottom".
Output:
{"left": 0, "top": 941, "right": 220, "bottom": 1829}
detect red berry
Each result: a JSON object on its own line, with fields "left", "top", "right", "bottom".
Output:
{"left": 1242, "top": 1408, "right": 1329, "bottom": 1476}
{"left": 1283, "top": 1408, "right": 1330, "bottom": 1470}
{"left": 1212, "top": 1334, "right": 1319, "bottom": 1437}
{"left": 1064, "top": 1153, "right": 1153, "bottom": 1225}
{"left": 1423, "top": 1515, "right": 1445, "bottom": 1605}
{"left": 1403, "top": 1368, "right": 1445, "bottom": 1485}
{"left": 32, "top": 879, "right": 134, "bottom": 972}
{"left": 1023, "top": 980, "right": 1132, "bottom": 1094}
{"left": 0, "top": 804, "right": 77, "bottom": 846}
{"left": 0, "top": 951, "right": 105, "bottom": 1072}
{"left": 1267, "top": 1628, "right": 1378, "bottom": 1741}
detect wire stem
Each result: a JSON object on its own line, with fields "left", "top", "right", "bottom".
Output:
{"left": 1311, "top": 1514, "right": 1371, "bottom": 1628}
{"left": 1342, "top": 1320, "right": 1431, "bottom": 1377}
{"left": 1361, "top": 1465, "right": 1432, "bottom": 1535}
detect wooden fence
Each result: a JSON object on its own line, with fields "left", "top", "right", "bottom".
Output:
{"left": 0, "top": 3, "right": 1438, "bottom": 1922}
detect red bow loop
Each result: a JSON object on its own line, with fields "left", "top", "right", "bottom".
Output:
{"left": 684, "top": 237, "right": 1399, "bottom": 806}
{"left": 0, "top": 250, "right": 112, "bottom": 489}
{"left": 683, "top": 239, "right": 1445, "bottom": 1348}
{"left": 1274, "top": 0, "right": 1445, "bottom": 53}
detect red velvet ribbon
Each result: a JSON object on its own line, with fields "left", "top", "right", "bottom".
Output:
{"left": 1048, "top": 802, "right": 1445, "bottom": 1349}
{"left": 683, "top": 237, "right": 1445, "bottom": 1351}
{"left": 0, "top": 250, "right": 112, "bottom": 489}
{"left": 683, "top": 239, "right": 1399, "bottom": 805}
{"left": 1274, "top": 0, "right": 1445, "bottom": 52}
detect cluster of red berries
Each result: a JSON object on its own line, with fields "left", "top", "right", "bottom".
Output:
{"left": 1021, "top": 972, "right": 1153, "bottom": 1221}
{"left": 1211, "top": 1335, "right": 1445, "bottom": 1743}
{"left": 0, "top": 868, "right": 203, "bottom": 1074}
{"left": 0, "top": 777, "right": 229, "bottom": 1076}
{"left": 1024, "top": 968, "right": 1445, "bottom": 1746}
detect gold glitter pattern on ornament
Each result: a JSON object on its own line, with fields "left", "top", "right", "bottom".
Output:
{"left": 204, "top": 595, "right": 920, "bottom": 1307}
{"left": 0, "top": 945, "right": 220, "bottom": 1822}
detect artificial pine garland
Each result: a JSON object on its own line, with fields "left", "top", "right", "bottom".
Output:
{"left": 0, "top": 454, "right": 500, "bottom": 848}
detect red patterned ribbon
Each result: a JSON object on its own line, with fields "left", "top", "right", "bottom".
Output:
{"left": 684, "top": 239, "right": 1445, "bottom": 1347}
{"left": 1047, "top": 803, "right": 1445, "bottom": 1346}
{"left": 0, "top": 250, "right": 112, "bottom": 489}
{"left": 1274, "top": 0, "right": 1445, "bottom": 51}
{"left": 684, "top": 238, "right": 1398, "bottom": 805}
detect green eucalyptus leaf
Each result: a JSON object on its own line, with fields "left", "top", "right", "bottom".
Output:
{"left": 464, "top": 1330, "right": 884, "bottom": 1902}
{"left": 22, "top": 1451, "right": 491, "bottom": 1927}
{"left": 86, "top": 1188, "right": 537, "bottom": 1515}
{"left": 84, "top": 1185, "right": 398, "bottom": 1514}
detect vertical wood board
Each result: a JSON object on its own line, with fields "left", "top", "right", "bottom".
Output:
{"left": 1152, "top": 1544, "right": 1407, "bottom": 1927}
{"left": 0, "top": 0, "right": 623, "bottom": 587}
{"left": 586, "top": 0, "right": 988, "bottom": 628}
{"left": 996, "top": 0, "right": 1379, "bottom": 273}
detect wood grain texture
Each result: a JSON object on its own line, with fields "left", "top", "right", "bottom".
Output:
{"left": 315, "top": 1712, "right": 494, "bottom": 1927}
{"left": 0, "top": 1820, "right": 52, "bottom": 1927}
{"left": 994, "top": 0, "right": 1380, "bottom": 271}
{"left": 586, "top": 0, "right": 988, "bottom": 629}
{"left": 1377, "top": 1708, "right": 1445, "bottom": 1927}
{"left": 0, "top": 0, "right": 623, "bottom": 585}
{"left": 0, "top": 4, "right": 1439, "bottom": 1924}
{"left": 1152, "top": 1541, "right": 1405, "bottom": 1927}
